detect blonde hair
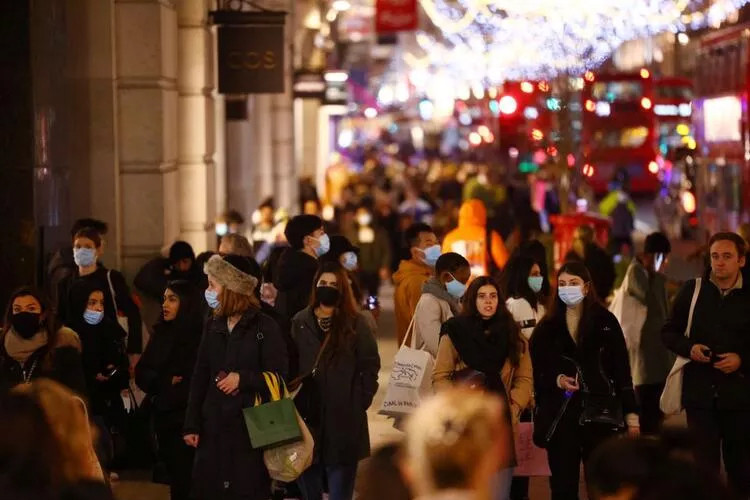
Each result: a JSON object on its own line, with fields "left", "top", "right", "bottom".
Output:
{"left": 13, "top": 379, "right": 102, "bottom": 483}
{"left": 220, "top": 233, "right": 254, "bottom": 257}
{"left": 216, "top": 286, "right": 260, "bottom": 317}
{"left": 405, "top": 388, "right": 508, "bottom": 493}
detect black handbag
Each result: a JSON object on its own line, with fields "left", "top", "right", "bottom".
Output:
{"left": 568, "top": 351, "right": 624, "bottom": 429}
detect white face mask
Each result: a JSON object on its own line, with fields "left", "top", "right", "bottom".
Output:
{"left": 558, "top": 285, "right": 585, "bottom": 306}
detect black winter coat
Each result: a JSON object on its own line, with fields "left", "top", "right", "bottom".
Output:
{"left": 184, "top": 309, "right": 288, "bottom": 500}
{"left": 57, "top": 267, "right": 143, "bottom": 353}
{"left": 661, "top": 276, "right": 750, "bottom": 411}
{"left": 273, "top": 249, "right": 319, "bottom": 322}
{"left": 529, "top": 303, "right": 637, "bottom": 442}
{"left": 135, "top": 320, "right": 201, "bottom": 423}
{"left": 134, "top": 257, "right": 203, "bottom": 302}
{"left": 291, "top": 307, "right": 380, "bottom": 465}
{"left": 0, "top": 328, "right": 87, "bottom": 396}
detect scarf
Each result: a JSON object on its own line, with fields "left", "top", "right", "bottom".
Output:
{"left": 4, "top": 329, "right": 48, "bottom": 364}
{"left": 421, "top": 277, "right": 460, "bottom": 315}
{"left": 447, "top": 316, "right": 509, "bottom": 376}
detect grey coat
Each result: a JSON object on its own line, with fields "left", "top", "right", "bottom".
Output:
{"left": 291, "top": 307, "right": 380, "bottom": 465}
{"left": 625, "top": 259, "right": 674, "bottom": 386}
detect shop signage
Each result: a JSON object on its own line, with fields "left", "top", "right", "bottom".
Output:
{"left": 293, "top": 71, "right": 326, "bottom": 99}
{"left": 214, "top": 12, "right": 286, "bottom": 94}
{"left": 375, "top": 0, "right": 418, "bottom": 34}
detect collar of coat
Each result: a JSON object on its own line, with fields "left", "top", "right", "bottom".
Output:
{"left": 207, "top": 308, "right": 261, "bottom": 336}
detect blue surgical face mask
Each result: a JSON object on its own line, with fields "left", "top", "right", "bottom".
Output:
{"left": 83, "top": 309, "right": 104, "bottom": 326}
{"left": 528, "top": 276, "right": 544, "bottom": 293}
{"left": 205, "top": 289, "right": 220, "bottom": 309}
{"left": 74, "top": 248, "right": 97, "bottom": 267}
{"left": 314, "top": 234, "right": 330, "bottom": 257}
{"left": 341, "top": 251, "right": 358, "bottom": 271}
{"left": 558, "top": 285, "right": 585, "bottom": 306}
{"left": 445, "top": 274, "right": 467, "bottom": 299}
{"left": 420, "top": 244, "right": 442, "bottom": 267}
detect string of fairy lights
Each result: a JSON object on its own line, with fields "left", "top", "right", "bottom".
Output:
{"left": 375, "top": 0, "right": 750, "bottom": 105}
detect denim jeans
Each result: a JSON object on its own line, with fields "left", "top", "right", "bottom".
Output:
{"left": 297, "top": 461, "right": 358, "bottom": 500}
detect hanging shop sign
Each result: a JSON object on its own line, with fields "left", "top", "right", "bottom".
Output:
{"left": 293, "top": 71, "right": 326, "bottom": 99}
{"left": 375, "top": 0, "right": 418, "bottom": 34}
{"left": 212, "top": 11, "right": 286, "bottom": 94}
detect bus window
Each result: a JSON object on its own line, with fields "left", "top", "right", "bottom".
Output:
{"left": 592, "top": 126, "right": 649, "bottom": 149}
{"left": 592, "top": 81, "right": 644, "bottom": 102}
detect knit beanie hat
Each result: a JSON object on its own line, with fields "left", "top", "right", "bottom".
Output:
{"left": 169, "top": 241, "right": 195, "bottom": 264}
{"left": 203, "top": 254, "right": 258, "bottom": 296}
{"left": 284, "top": 214, "right": 323, "bottom": 249}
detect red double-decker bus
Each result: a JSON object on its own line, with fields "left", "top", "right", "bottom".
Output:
{"left": 692, "top": 23, "right": 750, "bottom": 233}
{"left": 581, "top": 69, "right": 662, "bottom": 196}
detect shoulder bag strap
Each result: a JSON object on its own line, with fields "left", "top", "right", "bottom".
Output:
{"left": 684, "top": 278, "right": 701, "bottom": 339}
{"left": 403, "top": 313, "right": 417, "bottom": 350}
{"left": 289, "top": 330, "right": 331, "bottom": 388}
{"left": 106, "top": 270, "right": 120, "bottom": 312}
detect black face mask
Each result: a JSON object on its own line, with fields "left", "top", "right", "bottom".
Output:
{"left": 11, "top": 312, "right": 42, "bottom": 339}
{"left": 316, "top": 286, "right": 340, "bottom": 307}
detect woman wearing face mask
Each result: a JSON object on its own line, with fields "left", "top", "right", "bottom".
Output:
{"left": 67, "top": 283, "right": 130, "bottom": 475}
{"left": 136, "top": 280, "right": 202, "bottom": 500}
{"left": 433, "top": 276, "right": 533, "bottom": 499}
{"left": 57, "top": 227, "right": 144, "bottom": 357}
{"left": 411, "top": 252, "right": 471, "bottom": 358}
{"left": 0, "top": 287, "right": 86, "bottom": 395}
{"left": 291, "top": 261, "right": 380, "bottom": 500}
{"left": 529, "top": 261, "right": 638, "bottom": 500}
{"left": 184, "top": 254, "right": 288, "bottom": 500}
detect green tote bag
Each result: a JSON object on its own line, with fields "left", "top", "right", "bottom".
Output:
{"left": 243, "top": 372, "right": 302, "bottom": 449}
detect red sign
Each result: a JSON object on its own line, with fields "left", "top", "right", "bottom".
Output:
{"left": 375, "top": 0, "right": 418, "bottom": 33}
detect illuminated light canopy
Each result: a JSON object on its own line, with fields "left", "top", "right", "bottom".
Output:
{"left": 399, "top": 0, "right": 749, "bottom": 86}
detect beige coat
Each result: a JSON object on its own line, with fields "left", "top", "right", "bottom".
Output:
{"left": 432, "top": 335, "right": 533, "bottom": 424}
{"left": 412, "top": 293, "right": 454, "bottom": 358}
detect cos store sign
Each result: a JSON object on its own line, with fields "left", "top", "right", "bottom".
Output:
{"left": 216, "top": 18, "right": 285, "bottom": 94}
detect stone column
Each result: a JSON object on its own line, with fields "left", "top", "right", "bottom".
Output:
{"left": 114, "top": 0, "right": 179, "bottom": 276}
{"left": 177, "top": 0, "right": 216, "bottom": 252}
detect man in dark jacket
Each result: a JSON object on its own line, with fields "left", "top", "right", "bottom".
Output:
{"left": 565, "top": 225, "right": 616, "bottom": 300}
{"left": 273, "top": 215, "right": 328, "bottom": 322}
{"left": 662, "top": 232, "right": 750, "bottom": 497}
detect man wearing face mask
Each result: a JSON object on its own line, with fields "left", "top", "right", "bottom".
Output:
{"left": 612, "top": 232, "right": 673, "bottom": 434}
{"left": 274, "top": 214, "right": 330, "bottom": 322}
{"left": 393, "top": 223, "right": 441, "bottom": 345}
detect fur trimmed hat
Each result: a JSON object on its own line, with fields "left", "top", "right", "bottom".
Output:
{"left": 203, "top": 254, "right": 258, "bottom": 296}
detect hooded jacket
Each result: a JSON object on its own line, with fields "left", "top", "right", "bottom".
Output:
{"left": 442, "top": 200, "right": 508, "bottom": 276}
{"left": 393, "top": 259, "right": 433, "bottom": 345}
{"left": 412, "top": 278, "right": 459, "bottom": 357}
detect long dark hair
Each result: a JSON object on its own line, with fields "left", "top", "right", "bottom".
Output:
{"left": 500, "top": 254, "right": 548, "bottom": 311}
{"left": 461, "top": 276, "right": 523, "bottom": 366}
{"left": 159, "top": 280, "right": 203, "bottom": 337}
{"left": 546, "top": 261, "right": 600, "bottom": 344}
{"left": 310, "top": 261, "right": 360, "bottom": 361}
{"left": 3, "top": 287, "right": 61, "bottom": 367}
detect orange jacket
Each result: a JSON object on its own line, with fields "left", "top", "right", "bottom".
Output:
{"left": 442, "top": 199, "right": 509, "bottom": 276}
{"left": 393, "top": 259, "right": 432, "bottom": 345}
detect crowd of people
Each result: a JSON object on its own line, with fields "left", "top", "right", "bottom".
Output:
{"left": 1, "top": 156, "right": 749, "bottom": 500}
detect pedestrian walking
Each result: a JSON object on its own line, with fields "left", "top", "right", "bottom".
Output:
{"left": 67, "top": 281, "right": 130, "bottom": 473}
{"left": 183, "top": 254, "right": 288, "bottom": 500}
{"left": 393, "top": 223, "right": 440, "bottom": 345}
{"left": 611, "top": 232, "right": 673, "bottom": 434}
{"left": 411, "top": 252, "right": 470, "bottom": 357}
{"left": 433, "top": 276, "right": 533, "bottom": 499}
{"left": 0, "top": 286, "right": 86, "bottom": 395}
{"left": 500, "top": 254, "right": 548, "bottom": 500}
{"left": 57, "top": 227, "right": 143, "bottom": 356}
{"left": 530, "top": 261, "right": 639, "bottom": 500}
{"left": 136, "top": 280, "right": 202, "bottom": 500}
{"left": 404, "top": 388, "right": 514, "bottom": 500}
{"left": 219, "top": 233, "right": 254, "bottom": 258}
{"left": 342, "top": 203, "right": 391, "bottom": 299}
{"left": 274, "top": 215, "right": 330, "bottom": 322}
{"left": 291, "top": 261, "right": 380, "bottom": 500}
{"left": 442, "top": 200, "right": 509, "bottom": 278}
{"left": 661, "top": 232, "right": 750, "bottom": 497}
